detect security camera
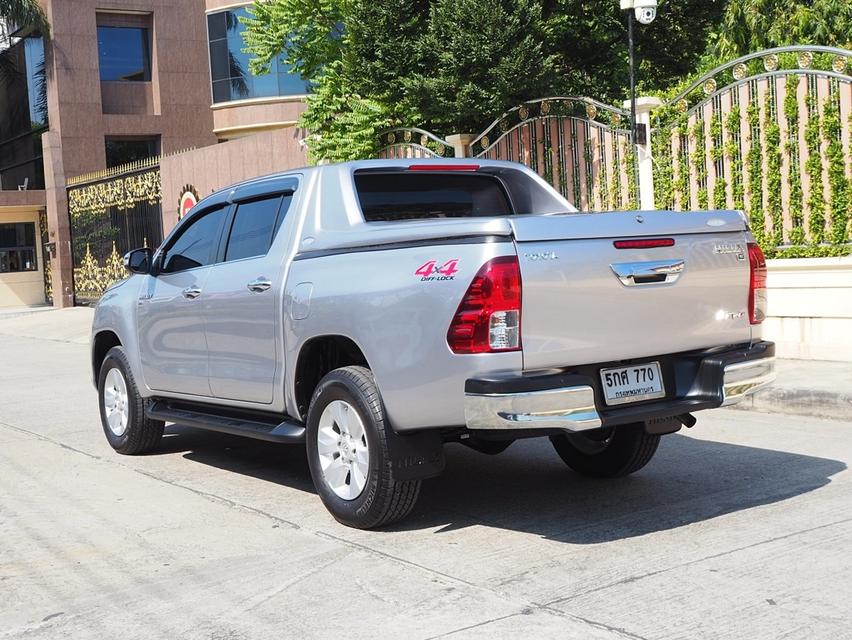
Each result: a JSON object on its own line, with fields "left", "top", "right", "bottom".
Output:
{"left": 620, "top": 0, "right": 657, "bottom": 24}
{"left": 635, "top": 4, "right": 656, "bottom": 24}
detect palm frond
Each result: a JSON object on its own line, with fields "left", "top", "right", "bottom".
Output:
{"left": 0, "top": 0, "right": 51, "bottom": 37}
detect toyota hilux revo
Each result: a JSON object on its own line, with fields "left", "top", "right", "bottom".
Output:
{"left": 91, "top": 159, "right": 775, "bottom": 529}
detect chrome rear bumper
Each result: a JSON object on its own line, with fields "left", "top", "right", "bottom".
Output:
{"left": 464, "top": 386, "right": 602, "bottom": 433}
{"left": 464, "top": 342, "right": 776, "bottom": 433}
{"left": 721, "top": 356, "right": 776, "bottom": 406}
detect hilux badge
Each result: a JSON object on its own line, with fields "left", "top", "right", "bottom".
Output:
{"left": 714, "top": 243, "right": 746, "bottom": 260}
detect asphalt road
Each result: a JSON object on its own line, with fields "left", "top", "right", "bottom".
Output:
{"left": 1, "top": 327, "right": 851, "bottom": 639}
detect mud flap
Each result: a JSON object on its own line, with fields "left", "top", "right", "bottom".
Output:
{"left": 386, "top": 428, "right": 445, "bottom": 481}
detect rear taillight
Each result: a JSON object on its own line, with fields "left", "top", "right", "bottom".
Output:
{"left": 748, "top": 242, "right": 767, "bottom": 325}
{"left": 447, "top": 256, "right": 521, "bottom": 353}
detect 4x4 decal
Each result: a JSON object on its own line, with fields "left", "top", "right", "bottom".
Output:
{"left": 415, "top": 259, "right": 459, "bottom": 281}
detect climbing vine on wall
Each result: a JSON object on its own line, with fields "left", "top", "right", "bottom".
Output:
{"left": 784, "top": 77, "right": 805, "bottom": 245}
{"left": 823, "top": 94, "right": 850, "bottom": 245}
{"left": 746, "top": 101, "right": 766, "bottom": 246}
{"left": 623, "top": 138, "right": 638, "bottom": 209}
{"left": 653, "top": 120, "right": 674, "bottom": 209}
{"left": 725, "top": 106, "right": 745, "bottom": 211}
{"left": 804, "top": 92, "right": 825, "bottom": 244}
{"left": 586, "top": 139, "right": 600, "bottom": 210}
{"left": 690, "top": 118, "right": 708, "bottom": 209}
{"left": 710, "top": 113, "right": 727, "bottom": 209}
{"left": 675, "top": 119, "right": 690, "bottom": 210}
{"left": 608, "top": 134, "right": 620, "bottom": 209}
{"left": 764, "top": 93, "right": 783, "bottom": 248}
{"left": 643, "top": 47, "right": 850, "bottom": 258}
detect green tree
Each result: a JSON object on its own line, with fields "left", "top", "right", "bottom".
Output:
{"left": 240, "top": 0, "right": 346, "bottom": 79}
{"left": 543, "top": 0, "right": 727, "bottom": 102}
{"left": 298, "top": 60, "right": 396, "bottom": 163}
{"left": 241, "top": 0, "right": 852, "bottom": 162}
{"left": 410, "top": 0, "right": 556, "bottom": 132}
{"left": 346, "top": 0, "right": 429, "bottom": 111}
{"left": 709, "top": 0, "right": 852, "bottom": 61}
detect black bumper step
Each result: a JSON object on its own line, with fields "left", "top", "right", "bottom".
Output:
{"left": 147, "top": 400, "right": 305, "bottom": 444}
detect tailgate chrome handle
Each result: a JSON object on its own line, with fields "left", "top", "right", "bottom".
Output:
{"left": 610, "top": 259, "right": 684, "bottom": 286}
{"left": 182, "top": 286, "right": 202, "bottom": 300}
{"left": 247, "top": 277, "right": 272, "bottom": 293}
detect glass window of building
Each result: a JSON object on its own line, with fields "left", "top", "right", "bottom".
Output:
{"left": 105, "top": 138, "right": 160, "bottom": 168}
{"left": 97, "top": 25, "right": 152, "bottom": 81}
{"left": 0, "top": 223, "right": 37, "bottom": 273}
{"left": 207, "top": 8, "right": 310, "bottom": 104}
{"left": 0, "top": 33, "right": 46, "bottom": 190}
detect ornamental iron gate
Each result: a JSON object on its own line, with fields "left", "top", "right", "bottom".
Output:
{"left": 375, "top": 45, "right": 852, "bottom": 255}
{"left": 470, "top": 98, "right": 636, "bottom": 211}
{"left": 651, "top": 45, "right": 851, "bottom": 253}
{"left": 66, "top": 157, "right": 164, "bottom": 304}
{"left": 376, "top": 127, "right": 454, "bottom": 159}
{"left": 377, "top": 99, "right": 637, "bottom": 212}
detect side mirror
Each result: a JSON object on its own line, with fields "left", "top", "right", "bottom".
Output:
{"left": 124, "top": 248, "right": 153, "bottom": 275}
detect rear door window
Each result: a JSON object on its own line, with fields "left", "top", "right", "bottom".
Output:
{"left": 354, "top": 172, "right": 513, "bottom": 221}
{"left": 224, "top": 194, "right": 291, "bottom": 262}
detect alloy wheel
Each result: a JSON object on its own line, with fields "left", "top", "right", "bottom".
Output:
{"left": 103, "top": 368, "right": 130, "bottom": 437}
{"left": 316, "top": 400, "right": 370, "bottom": 500}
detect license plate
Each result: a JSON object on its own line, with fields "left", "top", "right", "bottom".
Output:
{"left": 600, "top": 362, "right": 665, "bottom": 406}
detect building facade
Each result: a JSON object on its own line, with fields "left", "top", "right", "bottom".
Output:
{"left": 0, "top": 0, "right": 308, "bottom": 308}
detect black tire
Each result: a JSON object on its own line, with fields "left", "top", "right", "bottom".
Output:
{"left": 550, "top": 423, "right": 660, "bottom": 478}
{"left": 306, "top": 366, "right": 421, "bottom": 529}
{"left": 98, "top": 346, "right": 164, "bottom": 455}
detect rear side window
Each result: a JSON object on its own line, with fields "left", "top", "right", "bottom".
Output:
{"left": 225, "top": 194, "right": 291, "bottom": 261}
{"left": 355, "top": 172, "right": 513, "bottom": 221}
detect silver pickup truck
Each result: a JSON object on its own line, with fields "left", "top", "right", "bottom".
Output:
{"left": 92, "top": 159, "right": 775, "bottom": 529}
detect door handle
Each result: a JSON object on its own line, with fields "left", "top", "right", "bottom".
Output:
{"left": 182, "top": 286, "right": 202, "bottom": 299}
{"left": 247, "top": 277, "right": 272, "bottom": 293}
{"left": 610, "top": 259, "right": 684, "bottom": 286}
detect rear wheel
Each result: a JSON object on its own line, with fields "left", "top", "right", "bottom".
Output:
{"left": 306, "top": 366, "right": 421, "bottom": 529}
{"left": 98, "top": 346, "right": 164, "bottom": 455}
{"left": 550, "top": 423, "right": 660, "bottom": 478}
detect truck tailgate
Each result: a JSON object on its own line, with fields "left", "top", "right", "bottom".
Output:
{"left": 511, "top": 210, "right": 753, "bottom": 371}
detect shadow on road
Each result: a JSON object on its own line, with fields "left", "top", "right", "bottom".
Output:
{"left": 157, "top": 426, "right": 315, "bottom": 494}
{"left": 155, "top": 424, "right": 845, "bottom": 542}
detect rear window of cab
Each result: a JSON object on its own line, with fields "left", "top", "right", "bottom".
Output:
{"left": 354, "top": 171, "right": 514, "bottom": 222}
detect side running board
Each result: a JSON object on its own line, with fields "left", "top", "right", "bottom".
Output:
{"left": 146, "top": 399, "right": 305, "bottom": 444}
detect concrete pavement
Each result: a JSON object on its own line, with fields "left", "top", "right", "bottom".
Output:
{"left": 729, "top": 358, "right": 852, "bottom": 422}
{"left": 0, "top": 306, "right": 91, "bottom": 344}
{"left": 1, "top": 312, "right": 851, "bottom": 639}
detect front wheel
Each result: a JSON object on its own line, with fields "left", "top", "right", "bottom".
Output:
{"left": 305, "top": 366, "right": 421, "bottom": 529}
{"left": 550, "top": 423, "right": 660, "bottom": 478}
{"left": 98, "top": 346, "right": 164, "bottom": 455}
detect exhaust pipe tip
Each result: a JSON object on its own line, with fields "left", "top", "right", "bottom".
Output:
{"left": 677, "top": 413, "right": 697, "bottom": 428}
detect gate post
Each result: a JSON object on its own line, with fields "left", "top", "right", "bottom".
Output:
{"left": 624, "top": 97, "right": 663, "bottom": 210}
{"left": 446, "top": 134, "right": 476, "bottom": 158}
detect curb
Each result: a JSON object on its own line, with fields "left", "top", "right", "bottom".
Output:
{"left": 0, "top": 307, "right": 54, "bottom": 320}
{"left": 729, "top": 386, "right": 852, "bottom": 422}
